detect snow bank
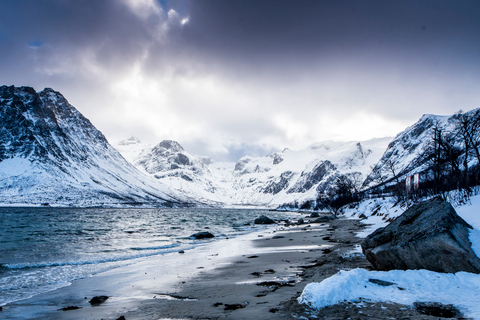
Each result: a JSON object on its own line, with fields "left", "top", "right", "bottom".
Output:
{"left": 299, "top": 195, "right": 480, "bottom": 318}
{"left": 299, "top": 268, "right": 480, "bottom": 318}
{"left": 341, "top": 197, "right": 404, "bottom": 237}
{"left": 456, "top": 195, "right": 480, "bottom": 257}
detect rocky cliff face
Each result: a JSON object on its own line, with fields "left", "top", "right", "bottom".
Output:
{"left": 115, "top": 137, "right": 224, "bottom": 205}
{"left": 363, "top": 108, "right": 480, "bottom": 190}
{"left": 0, "top": 85, "right": 190, "bottom": 207}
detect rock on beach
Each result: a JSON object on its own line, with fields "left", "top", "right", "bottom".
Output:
{"left": 361, "top": 197, "right": 480, "bottom": 273}
{"left": 190, "top": 231, "right": 215, "bottom": 239}
{"left": 254, "top": 215, "right": 276, "bottom": 224}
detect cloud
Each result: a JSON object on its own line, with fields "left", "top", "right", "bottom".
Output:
{"left": 1, "top": 0, "right": 480, "bottom": 162}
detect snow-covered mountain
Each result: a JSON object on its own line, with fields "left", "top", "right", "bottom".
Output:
{"left": 363, "top": 108, "right": 480, "bottom": 190}
{"left": 0, "top": 85, "right": 192, "bottom": 207}
{"left": 115, "top": 138, "right": 230, "bottom": 206}
{"left": 230, "top": 139, "right": 390, "bottom": 207}
{"left": 115, "top": 137, "right": 391, "bottom": 208}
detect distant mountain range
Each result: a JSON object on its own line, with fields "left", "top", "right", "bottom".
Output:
{"left": 114, "top": 137, "right": 390, "bottom": 208}
{"left": 1, "top": 85, "right": 478, "bottom": 207}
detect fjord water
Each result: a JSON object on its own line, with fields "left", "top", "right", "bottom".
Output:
{"left": 0, "top": 207, "right": 292, "bottom": 307}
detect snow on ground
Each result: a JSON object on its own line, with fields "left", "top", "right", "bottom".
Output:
{"left": 299, "top": 268, "right": 480, "bottom": 319}
{"left": 299, "top": 194, "right": 480, "bottom": 319}
{"left": 456, "top": 195, "right": 480, "bottom": 258}
{"left": 340, "top": 196, "right": 405, "bottom": 237}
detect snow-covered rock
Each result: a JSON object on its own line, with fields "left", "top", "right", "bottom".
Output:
{"left": 0, "top": 85, "right": 192, "bottom": 207}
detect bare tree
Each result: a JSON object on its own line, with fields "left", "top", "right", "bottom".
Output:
{"left": 453, "top": 109, "right": 480, "bottom": 187}
{"left": 346, "top": 172, "right": 363, "bottom": 194}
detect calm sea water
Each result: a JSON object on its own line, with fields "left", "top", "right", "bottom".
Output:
{"left": 0, "top": 207, "right": 293, "bottom": 306}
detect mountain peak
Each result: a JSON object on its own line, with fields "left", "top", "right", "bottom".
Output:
{"left": 0, "top": 85, "right": 186, "bottom": 207}
{"left": 158, "top": 140, "right": 184, "bottom": 152}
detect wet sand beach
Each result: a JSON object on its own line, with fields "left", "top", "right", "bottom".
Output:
{"left": 2, "top": 216, "right": 458, "bottom": 319}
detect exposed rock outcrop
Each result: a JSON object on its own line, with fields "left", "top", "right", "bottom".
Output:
{"left": 190, "top": 231, "right": 215, "bottom": 239}
{"left": 361, "top": 197, "right": 480, "bottom": 273}
{"left": 89, "top": 295, "right": 109, "bottom": 306}
{"left": 254, "top": 215, "right": 276, "bottom": 225}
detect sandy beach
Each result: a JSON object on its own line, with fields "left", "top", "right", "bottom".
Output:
{"left": 1, "top": 216, "right": 462, "bottom": 320}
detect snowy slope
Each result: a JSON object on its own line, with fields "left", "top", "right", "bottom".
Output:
{"left": 363, "top": 108, "right": 480, "bottom": 189}
{"left": 229, "top": 138, "right": 390, "bottom": 207}
{"left": 0, "top": 85, "right": 192, "bottom": 207}
{"left": 114, "top": 137, "right": 391, "bottom": 208}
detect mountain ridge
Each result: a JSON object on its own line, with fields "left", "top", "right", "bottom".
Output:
{"left": 0, "top": 85, "right": 193, "bottom": 207}
{"left": 114, "top": 136, "right": 391, "bottom": 208}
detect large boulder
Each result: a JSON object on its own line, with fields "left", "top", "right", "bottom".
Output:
{"left": 361, "top": 197, "right": 480, "bottom": 273}
{"left": 254, "top": 215, "right": 276, "bottom": 224}
{"left": 190, "top": 231, "right": 215, "bottom": 239}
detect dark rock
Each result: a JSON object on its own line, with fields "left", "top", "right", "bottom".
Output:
{"left": 213, "top": 302, "right": 223, "bottom": 307}
{"left": 309, "top": 212, "right": 320, "bottom": 218}
{"left": 287, "top": 160, "right": 336, "bottom": 194}
{"left": 190, "top": 232, "right": 215, "bottom": 239}
{"left": 178, "top": 250, "right": 185, "bottom": 254}
{"left": 224, "top": 303, "right": 245, "bottom": 310}
{"left": 89, "top": 295, "right": 109, "bottom": 306}
{"left": 272, "top": 235, "right": 285, "bottom": 239}
{"left": 58, "top": 306, "right": 82, "bottom": 311}
{"left": 262, "top": 171, "right": 293, "bottom": 194}
{"left": 361, "top": 197, "right": 480, "bottom": 273}
{"left": 413, "top": 302, "right": 462, "bottom": 318}
{"left": 297, "top": 218, "right": 304, "bottom": 225}
{"left": 158, "top": 140, "right": 184, "bottom": 152}
{"left": 254, "top": 215, "right": 275, "bottom": 224}
{"left": 272, "top": 153, "right": 283, "bottom": 165}
{"left": 368, "top": 279, "right": 396, "bottom": 287}
{"left": 174, "top": 153, "right": 190, "bottom": 166}
{"left": 116, "top": 316, "right": 126, "bottom": 320}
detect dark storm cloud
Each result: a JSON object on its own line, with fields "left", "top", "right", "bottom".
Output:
{"left": 1, "top": 0, "right": 480, "bottom": 161}
{"left": 0, "top": 1, "right": 151, "bottom": 77}
{"left": 171, "top": 0, "right": 480, "bottom": 126}
{"left": 181, "top": 0, "right": 480, "bottom": 69}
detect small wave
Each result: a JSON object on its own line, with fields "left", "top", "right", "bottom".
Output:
{"left": 1, "top": 245, "right": 181, "bottom": 270}
{"left": 130, "top": 244, "right": 179, "bottom": 251}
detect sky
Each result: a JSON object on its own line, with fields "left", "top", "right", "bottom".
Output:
{"left": 1, "top": 0, "right": 480, "bottom": 161}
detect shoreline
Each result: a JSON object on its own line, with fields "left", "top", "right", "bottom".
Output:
{"left": 1, "top": 215, "right": 454, "bottom": 319}
{"left": 123, "top": 218, "right": 367, "bottom": 320}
